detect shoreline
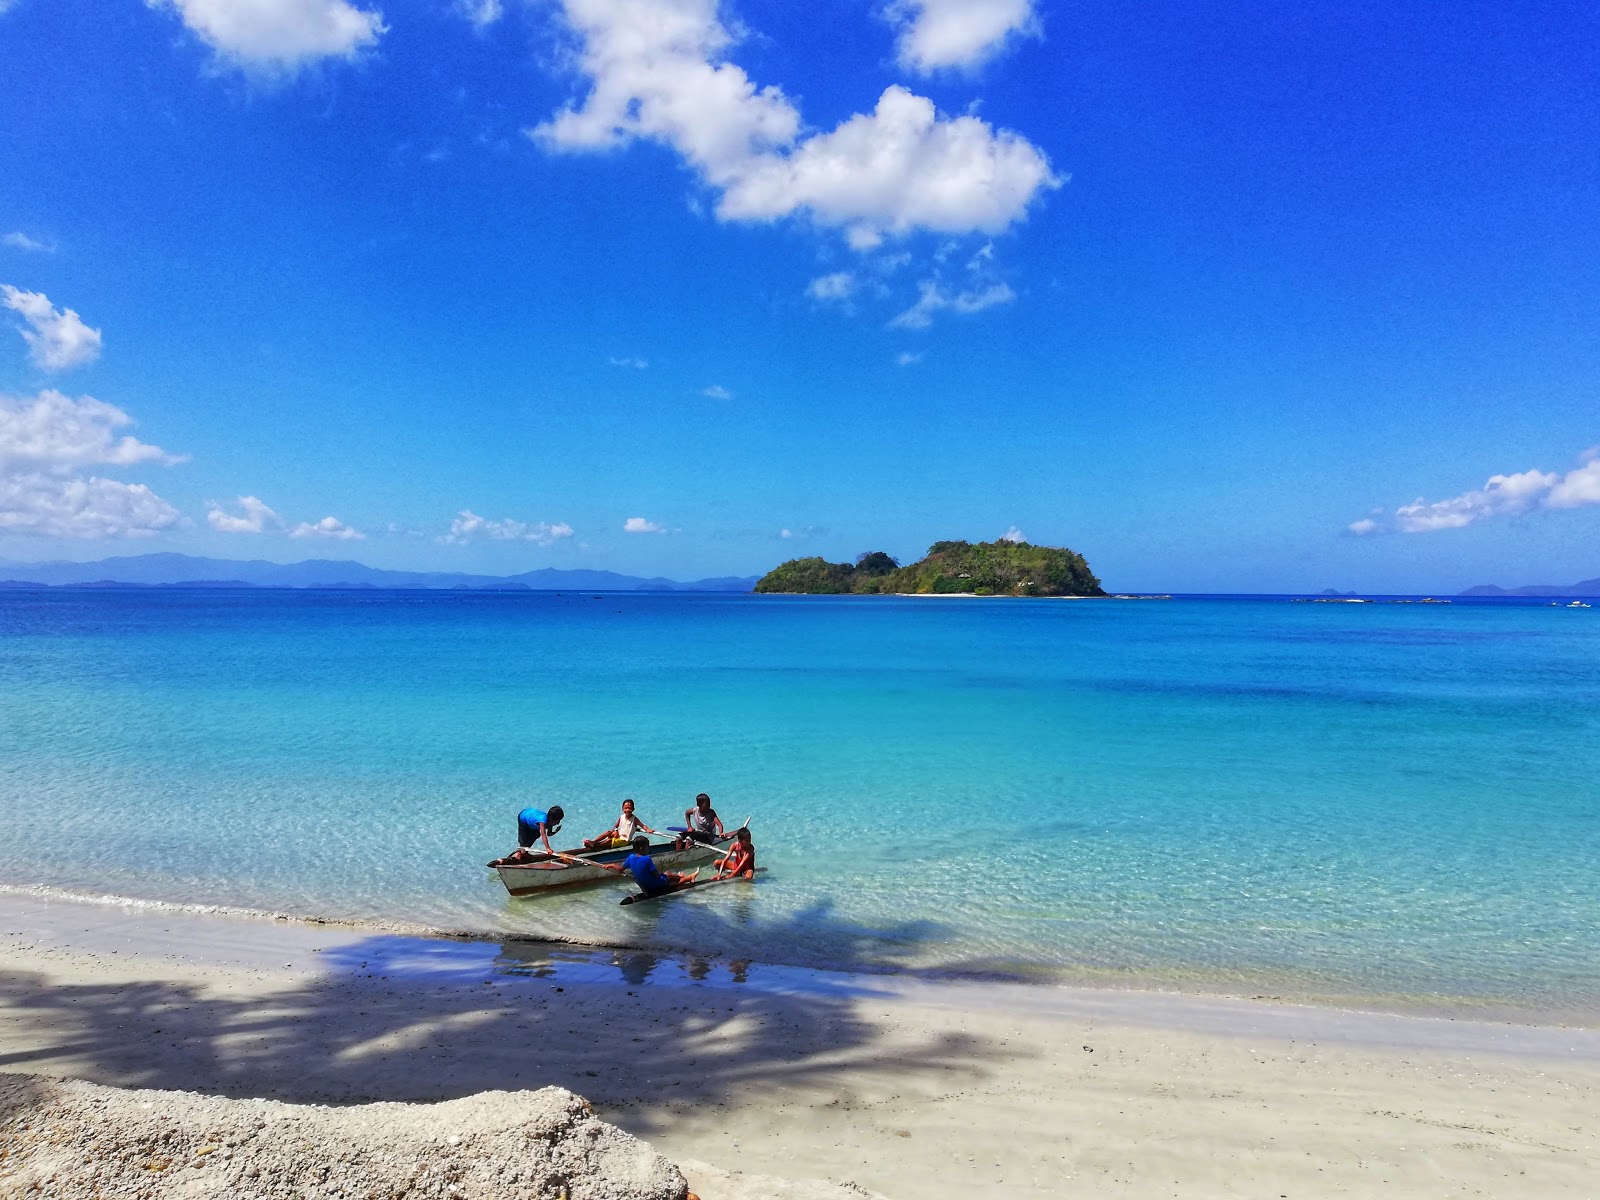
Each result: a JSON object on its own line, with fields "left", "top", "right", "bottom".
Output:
{"left": 5, "top": 879, "right": 1596, "bottom": 1030}
{"left": 5, "top": 889, "right": 1599, "bottom": 1196}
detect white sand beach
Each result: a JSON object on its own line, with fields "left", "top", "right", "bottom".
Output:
{"left": 3, "top": 891, "right": 1598, "bottom": 1198}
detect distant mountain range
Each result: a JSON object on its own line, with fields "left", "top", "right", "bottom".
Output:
{"left": 0, "top": 553, "right": 758, "bottom": 593}
{"left": 1460, "top": 576, "right": 1600, "bottom": 598}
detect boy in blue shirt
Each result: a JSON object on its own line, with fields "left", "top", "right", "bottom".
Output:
{"left": 596, "top": 835, "right": 700, "bottom": 897}
{"left": 487, "top": 804, "right": 565, "bottom": 866}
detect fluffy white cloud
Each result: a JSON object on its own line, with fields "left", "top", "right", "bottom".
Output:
{"left": 887, "top": 0, "right": 1038, "bottom": 73}
{"left": 0, "top": 390, "right": 181, "bottom": 474}
{"left": 0, "top": 390, "right": 183, "bottom": 539}
{"left": 1, "top": 286, "right": 103, "bottom": 371}
{"left": 624, "top": 516, "right": 666, "bottom": 533}
{"left": 207, "top": 495, "right": 281, "bottom": 533}
{"left": 889, "top": 279, "right": 1014, "bottom": 328}
{"left": 895, "top": 350, "right": 923, "bottom": 366}
{"left": 290, "top": 515, "right": 364, "bottom": 540}
{"left": 701, "top": 384, "right": 732, "bottom": 399}
{"left": 0, "top": 474, "right": 183, "bottom": 539}
{"left": 455, "top": 0, "right": 502, "bottom": 29}
{"left": 150, "top": 0, "right": 385, "bottom": 71}
{"left": 439, "top": 509, "right": 576, "bottom": 545}
{"left": 806, "top": 272, "right": 856, "bottom": 302}
{"left": 532, "top": 2, "right": 1056, "bottom": 248}
{"left": 1354, "top": 449, "right": 1600, "bottom": 534}
{"left": 3, "top": 233, "right": 55, "bottom": 253}
{"left": 999, "top": 524, "right": 1025, "bottom": 543}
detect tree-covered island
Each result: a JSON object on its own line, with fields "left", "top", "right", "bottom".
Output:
{"left": 754, "top": 539, "right": 1105, "bottom": 597}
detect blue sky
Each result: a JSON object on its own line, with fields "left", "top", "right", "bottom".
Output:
{"left": 1, "top": 0, "right": 1597, "bottom": 591}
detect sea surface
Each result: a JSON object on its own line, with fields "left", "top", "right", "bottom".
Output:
{"left": 2, "top": 589, "right": 1597, "bottom": 1016}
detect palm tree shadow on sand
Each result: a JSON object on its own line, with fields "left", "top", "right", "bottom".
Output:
{"left": 0, "top": 895, "right": 1010, "bottom": 1141}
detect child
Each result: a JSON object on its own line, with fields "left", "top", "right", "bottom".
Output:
{"left": 714, "top": 826, "right": 756, "bottom": 880}
{"left": 487, "top": 804, "right": 565, "bottom": 866}
{"left": 583, "top": 798, "right": 659, "bottom": 849}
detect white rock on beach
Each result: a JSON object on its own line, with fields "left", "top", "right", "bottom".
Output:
{"left": 0, "top": 1073, "right": 688, "bottom": 1200}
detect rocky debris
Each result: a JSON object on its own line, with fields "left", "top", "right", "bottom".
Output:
{"left": 0, "top": 1073, "right": 687, "bottom": 1200}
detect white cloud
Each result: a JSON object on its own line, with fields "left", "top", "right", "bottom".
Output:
{"left": 1, "top": 286, "right": 103, "bottom": 371}
{"left": 150, "top": 0, "right": 386, "bottom": 71}
{"left": 455, "top": 0, "right": 502, "bottom": 29}
{"left": 1354, "top": 448, "right": 1600, "bottom": 534}
{"left": 779, "top": 527, "right": 793, "bottom": 538}
{"left": 999, "top": 524, "right": 1025, "bottom": 543}
{"left": 0, "top": 474, "right": 184, "bottom": 539}
{"left": 3, "top": 233, "right": 55, "bottom": 253}
{"left": 894, "top": 350, "right": 922, "bottom": 366}
{"left": 290, "top": 515, "right": 364, "bottom": 540}
{"left": 0, "top": 390, "right": 181, "bottom": 474}
{"left": 887, "top": 0, "right": 1038, "bottom": 73}
{"left": 701, "top": 384, "right": 732, "bottom": 399}
{"left": 719, "top": 87, "right": 1058, "bottom": 249}
{"left": 806, "top": 272, "right": 855, "bottom": 302}
{"left": 624, "top": 516, "right": 666, "bottom": 534}
{"left": 439, "top": 509, "right": 576, "bottom": 545}
{"left": 608, "top": 355, "right": 650, "bottom": 369}
{"left": 889, "top": 279, "right": 1014, "bottom": 329}
{"left": 531, "top": 2, "right": 1057, "bottom": 248}
{"left": 207, "top": 495, "right": 281, "bottom": 533}
{"left": 0, "top": 390, "right": 184, "bottom": 540}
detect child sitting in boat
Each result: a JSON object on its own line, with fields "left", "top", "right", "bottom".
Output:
{"left": 593, "top": 835, "right": 700, "bottom": 897}
{"left": 713, "top": 826, "right": 756, "bottom": 880}
{"left": 487, "top": 804, "right": 564, "bottom": 866}
{"left": 583, "top": 798, "right": 659, "bottom": 849}
{"left": 676, "top": 792, "right": 725, "bottom": 847}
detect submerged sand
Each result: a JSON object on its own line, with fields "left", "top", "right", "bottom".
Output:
{"left": 2, "top": 891, "right": 1598, "bottom": 1198}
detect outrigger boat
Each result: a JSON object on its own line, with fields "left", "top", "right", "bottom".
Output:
{"left": 495, "top": 835, "right": 732, "bottom": 898}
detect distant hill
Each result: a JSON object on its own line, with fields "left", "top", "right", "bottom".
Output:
{"left": 0, "top": 553, "right": 758, "bottom": 593}
{"left": 755, "top": 539, "right": 1105, "bottom": 597}
{"left": 1460, "top": 576, "right": 1600, "bottom": 598}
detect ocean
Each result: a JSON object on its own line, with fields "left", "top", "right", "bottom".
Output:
{"left": 2, "top": 589, "right": 1596, "bottom": 1016}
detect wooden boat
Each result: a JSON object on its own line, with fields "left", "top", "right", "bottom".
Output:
{"left": 495, "top": 836, "right": 730, "bottom": 897}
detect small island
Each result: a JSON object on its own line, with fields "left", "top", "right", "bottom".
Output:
{"left": 754, "top": 538, "right": 1105, "bottom": 597}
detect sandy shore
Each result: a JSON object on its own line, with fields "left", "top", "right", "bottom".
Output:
{"left": 3, "top": 891, "right": 1598, "bottom": 1198}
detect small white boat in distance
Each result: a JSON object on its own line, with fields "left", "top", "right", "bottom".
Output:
{"left": 495, "top": 836, "right": 730, "bottom": 897}
{"left": 1569, "top": 600, "right": 1592, "bottom": 608}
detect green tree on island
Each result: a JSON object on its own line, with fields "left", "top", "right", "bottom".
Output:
{"left": 754, "top": 539, "right": 1104, "bottom": 597}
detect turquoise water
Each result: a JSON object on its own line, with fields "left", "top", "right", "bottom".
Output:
{"left": 1, "top": 590, "right": 1597, "bottom": 1014}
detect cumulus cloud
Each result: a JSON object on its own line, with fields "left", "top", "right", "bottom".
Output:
{"left": 701, "top": 384, "right": 733, "bottom": 399}
{"left": 999, "top": 524, "right": 1025, "bottom": 543}
{"left": 806, "top": 272, "right": 856, "bottom": 302}
{"left": 207, "top": 495, "right": 281, "bottom": 533}
{"left": 1352, "top": 448, "right": 1600, "bottom": 534}
{"left": 889, "top": 279, "right": 1014, "bottom": 329}
{"left": 455, "top": 0, "right": 502, "bottom": 29}
{"left": 531, "top": 2, "right": 1057, "bottom": 248}
{"left": 290, "top": 515, "right": 364, "bottom": 540}
{"left": 887, "top": 0, "right": 1038, "bottom": 73}
{"left": 1, "top": 286, "right": 103, "bottom": 371}
{"left": 439, "top": 509, "right": 576, "bottom": 545}
{"left": 608, "top": 355, "right": 650, "bottom": 369}
{"left": 150, "top": 0, "right": 386, "bottom": 71}
{"left": 895, "top": 350, "right": 922, "bottom": 366}
{"left": 3, "top": 233, "right": 55, "bottom": 253}
{"left": 623, "top": 516, "right": 666, "bottom": 534}
{"left": 0, "top": 390, "right": 184, "bottom": 539}
{"left": 0, "top": 390, "right": 182, "bottom": 474}
{"left": 0, "top": 475, "right": 183, "bottom": 539}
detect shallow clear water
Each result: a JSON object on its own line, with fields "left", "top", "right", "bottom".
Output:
{"left": 2, "top": 589, "right": 1597, "bottom": 1013}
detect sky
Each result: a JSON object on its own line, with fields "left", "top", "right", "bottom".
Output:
{"left": 1, "top": 0, "right": 1597, "bottom": 592}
